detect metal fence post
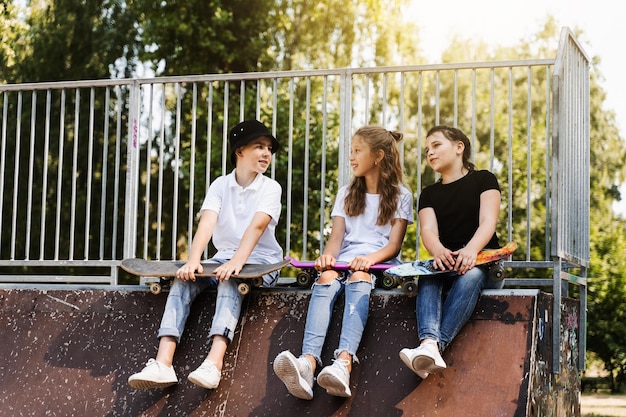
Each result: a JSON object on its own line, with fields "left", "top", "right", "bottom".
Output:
{"left": 123, "top": 81, "right": 141, "bottom": 260}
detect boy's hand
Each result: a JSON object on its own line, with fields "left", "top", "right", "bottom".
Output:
{"left": 314, "top": 254, "right": 336, "bottom": 271}
{"left": 176, "top": 261, "right": 204, "bottom": 282}
{"left": 213, "top": 260, "right": 244, "bottom": 282}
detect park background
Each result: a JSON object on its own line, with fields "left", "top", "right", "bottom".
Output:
{"left": 2, "top": 1, "right": 626, "bottom": 415}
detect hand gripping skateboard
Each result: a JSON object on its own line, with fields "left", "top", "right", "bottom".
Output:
{"left": 286, "top": 256, "right": 396, "bottom": 290}
{"left": 120, "top": 258, "right": 291, "bottom": 295}
{"left": 383, "top": 241, "right": 518, "bottom": 296}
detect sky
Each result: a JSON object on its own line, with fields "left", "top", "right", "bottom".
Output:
{"left": 407, "top": 0, "right": 626, "bottom": 216}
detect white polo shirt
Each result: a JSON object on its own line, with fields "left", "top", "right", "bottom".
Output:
{"left": 201, "top": 170, "right": 283, "bottom": 263}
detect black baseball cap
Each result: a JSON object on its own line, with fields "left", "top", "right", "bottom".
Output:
{"left": 229, "top": 120, "right": 280, "bottom": 165}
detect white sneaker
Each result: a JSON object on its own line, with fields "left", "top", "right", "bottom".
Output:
{"left": 317, "top": 359, "right": 351, "bottom": 397}
{"left": 188, "top": 360, "right": 222, "bottom": 389}
{"left": 128, "top": 359, "right": 178, "bottom": 389}
{"left": 399, "top": 343, "right": 446, "bottom": 377}
{"left": 273, "top": 350, "right": 314, "bottom": 400}
{"left": 399, "top": 348, "right": 430, "bottom": 379}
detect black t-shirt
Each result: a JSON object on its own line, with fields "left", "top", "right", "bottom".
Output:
{"left": 418, "top": 170, "right": 500, "bottom": 251}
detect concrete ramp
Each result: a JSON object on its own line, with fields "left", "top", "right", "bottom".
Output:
{"left": 0, "top": 288, "right": 580, "bottom": 416}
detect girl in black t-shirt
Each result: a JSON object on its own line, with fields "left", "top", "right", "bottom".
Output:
{"left": 399, "top": 125, "right": 502, "bottom": 379}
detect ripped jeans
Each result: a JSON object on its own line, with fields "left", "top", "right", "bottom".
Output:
{"left": 157, "top": 257, "right": 279, "bottom": 344}
{"left": 301, "top": 272, "right": 375, "bottom": 365}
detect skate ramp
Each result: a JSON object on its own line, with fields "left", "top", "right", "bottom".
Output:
{"left": 0, "top": 288, "right": 580, "bottom": 416}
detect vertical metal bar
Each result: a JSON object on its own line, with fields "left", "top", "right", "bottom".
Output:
{"left": 110, "top": 86, "right": 122, "bottom": 259}
{"left": 489, "top": 69, "right": 495, "bottom": 170}
{"left": 507, "top": 68, "right": 514, "bottom": 244}
{"left": 285, "top": 78, "right": 294, "bottom": 254}
{"left": 339, "top": 70, "right": 352, "bottom": 187}
{"left": 10, "top": 91, "right": 22, "bottom": 260}
{"left": 435, "top": 71, "right": 440, "bottom": 125}
{"left": 526, "top": 67, "right": 532, "bottom": 258}
{"left": 156, "top": 84, "right": 166, "bottom": 259}
{"left": 453, "top": 71, "right": 458, "bottom": 127}
{"left": 302, "top": 77, "right": 311, "bottom": 258}
{"left": 416, "top": 72, "right": 423, "bottom": 256}
{"left": 399, "top": 73, "right": 405, "bottom": 162}
{"left": 39, "top": 90, "right": 51, "bottom": 259}
{"left": 54, "top": 90, "right": 66, "bottom": 260}
{"left": 123, "top": 81, "right": 141, "bottom": 259}
{"left": 553, "top": 258, "right": 562, "bottom": 374}
{"left": 382, "top": 73, "right": 388, "bottom": 126}
{"left": 172, "top": 82, "right": 182, "bottom": 259}
{"left": 0, "top": 92, "right": 7, "bottom": 255}
{"left": 222, "top": 81, "right": 229, "bottom": 175}
{"left": 240, "top": 80, "right": 245, "bottom": 121}
{"left": 188, "top": 83, "right": 198, "bottom": 253}
{"left": 100, "top": 87, "right": 111, "bottom": 260}
{"left": 204, "top": 82, "right": 213, "bottom": 259}
{"left": 255, "top": 79, "right": 261, "bottom": 120}
{"left": 471, "top": 69, "right": 476, "bottom": 162}
{"left": 320, "top": 76, "right": 328, "bottom": 255}
{"left": 544, "top": 66, "right": 552, "bottom": 260}
{"left": 84, "top": 88, "right": 96, "bottom": 259}
{"left": 25, "top": 91, "right": 37, "bottom": 260}
{"left": 142, "top": 84, "right": 153, "bottom": 259}
{"left": 69, "top": 88, "right": 81, "bottom": 260}
{"left": 270, "top": 79, "right": 278, "bottom": 179}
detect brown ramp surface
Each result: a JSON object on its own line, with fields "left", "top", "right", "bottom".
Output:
{"left": 0, "top": 288, "right": 580, "bottom": 416}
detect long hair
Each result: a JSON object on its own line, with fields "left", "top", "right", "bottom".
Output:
{"left": 344, "top": 126, "right": 404, "bottom": 225}
{"left": 426, "top": 125, "right": 476, "bottom": 172}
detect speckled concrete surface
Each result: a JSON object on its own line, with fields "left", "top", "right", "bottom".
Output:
{"left": 0, "top": 288, "right": 568, "bottom": 416}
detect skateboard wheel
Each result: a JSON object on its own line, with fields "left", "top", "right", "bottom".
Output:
{"left": 296, "top": 271, "right": 313, "bottom": 288}
{"left": 238, "top": 282, "right": 250, "bottom": 295}
{"left": 150, "top": 283, "right": 162, "bottom": 295}
{"left": 252, "top": 277, "right": 263, "bottom": 287}
{"left": 489, "top": 261, "right": 505, "bottom": 281}
{"left": 402, "top": 280, "right": 418, "bottom": 297}
{"left": 381, "top": 274, "right": 397, "bottom": 290}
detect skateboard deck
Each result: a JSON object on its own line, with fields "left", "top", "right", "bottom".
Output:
{"left": 384, "top": 241, "right": 518, "bottom": 278}
{"left": 120, "top": 258, "right": 291, "bottom": 295}
{"left": 286, "top": 256, "right": 396, "bottom": 290}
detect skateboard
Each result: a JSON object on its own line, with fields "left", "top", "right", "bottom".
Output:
{"left": 286, "top": 256, "right": 396, "bottom": 290}
{"left": 120, "top": 258, "right": 291, "bottom": 295}
{"left": 383, "top": 241, "right": 518, "bottom": 296}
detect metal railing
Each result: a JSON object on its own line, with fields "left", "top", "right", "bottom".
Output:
{"left": 0, "top": 28, "right": 589, "bottom": 371}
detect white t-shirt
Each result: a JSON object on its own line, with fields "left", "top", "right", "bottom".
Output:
{"left": 331, "top": 184, "right": 414, "bottom": 262}
{"left": 200, "top": 169, "right": 283, "bottom": 263}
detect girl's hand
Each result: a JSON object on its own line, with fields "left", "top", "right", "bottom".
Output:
{"left": 176, "top": 261, "right": 204, "bottom": 282}
{"left": 432, "top": 248, "right": 456, "bottom": 272}
{"left": 452, "top": 247, "right": 478, "bottom": 275}
{"left": 315, "top": 254, "right": 336, "bottom": 271}
{"left": 348, "top": 255, "right": 373, "bottom": 272}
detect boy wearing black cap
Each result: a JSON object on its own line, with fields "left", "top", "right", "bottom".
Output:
{"left": 128, "top": 119, "right": 282, "bottom": 390}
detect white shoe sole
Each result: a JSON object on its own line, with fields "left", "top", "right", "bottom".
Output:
{"left": 273, "top": 354, "right": 313, "bottom": 400}
{"left": 317, "top": 369, "right": 351, "bottom": 397}
{"left": 400, "top": 349, "right": 436, "bottom": 379}
{"left": 412, "top": 354, "right": 446, "bottom": 374}
{"left": 128, "top": 378, "right": 177, "bottom": 390}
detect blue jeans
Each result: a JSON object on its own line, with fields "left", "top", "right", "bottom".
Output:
{"left": 416, "top": 266, "right": 504, "bottom": 352}
{"left": 157, "top": 257, "right": 279, "bottom": 344}
{"left": 301, "top": 272, "right": 376, "bottom": 365}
